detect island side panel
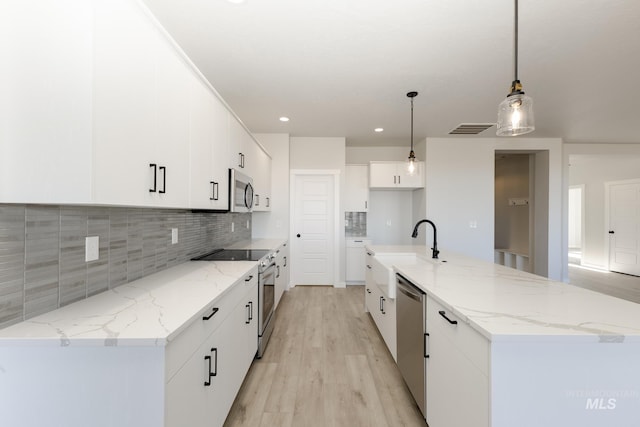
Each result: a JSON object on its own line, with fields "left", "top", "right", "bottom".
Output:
{"left": 0, "top": 345, "right": 165, "bottom": 427}
{"left": 491, "top": 340, "right": 640, "bottom": 427}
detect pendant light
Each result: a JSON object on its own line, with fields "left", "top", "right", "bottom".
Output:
{"left": 496, "top": 0, "right": 534, "bottom": 136}
{"left": 407, "top": 91, "right": 418, "bottom": 175}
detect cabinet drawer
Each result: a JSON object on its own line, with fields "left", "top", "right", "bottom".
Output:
{"left": 166, "top": 267, "right": 258, "bottom": 381}
{"left": 427, "top": 297, "right": 489, "bottom": 376}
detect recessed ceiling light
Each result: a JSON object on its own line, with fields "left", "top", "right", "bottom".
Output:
{"left": 226, "top": 0, "right": 246, "bottom": 4}
{"left": 279, "top": 117, "right": 290, "bottom": 122}
{"left": 374, "top": 128, "right": 384, "bottom": 133}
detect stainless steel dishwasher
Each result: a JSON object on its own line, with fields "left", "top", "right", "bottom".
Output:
{"left": 396, "top": 273, "right": 427, "bottom": 418}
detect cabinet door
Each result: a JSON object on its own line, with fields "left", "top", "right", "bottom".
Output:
{"left": 229, "top": 117, "right": 252, "bottom": 172}
{"left": 275, "top": 243, "right": 289, "bottom": 309}
{"left": 398, "top": 161, "right": 424, "bottom": 188}
{"left": 0, "top": 0, "right": 93, "bottom": 204}
{"left": 189, "top": 76, "right": 230, "bottom": 210}
{"left": 426, "top": 297, "right": 489, "bottom": 427}
{"left": 369, "top": 162, "right": 398, "bottom": 188}
{"left": 252, "top": 146, "right": 272, "bottom": 211}
{"left": 345, "top": 165, "right": 369, "bottom": 211}
{"left": 93, "top": 0, "right": 189, "bottom": 207}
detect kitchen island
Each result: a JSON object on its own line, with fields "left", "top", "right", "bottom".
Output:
{"left": 366, "top": 244, "right": 640, "bottom": 427}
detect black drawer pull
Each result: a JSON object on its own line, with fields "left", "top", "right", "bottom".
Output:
{"left": 424, "top": 333, "right": 430, "bottom": 358}
{"left": 211, "top": 348, "right": 218, "bottom": 377}
{"left": 210, "top": 181, "right": 219, "bottom": 201}
{"left": 276, "top": 265, "right": 281, "bottom": 278}
{"left": 380, "top": 296, "right": 385, "bottom": 314}
{"left": 202, "top": 307, "right": 219, "bottom": 321}
{"left": 284, "top": 256, "right": 287, "bottom": 267}
{"left": 366, "top": 288, "right": 371, "bottom": 294}
{"left": 149, "top": 164, "right": 157, "bottom": 193}
{"left": 204, "top": 355, "right": 212, "bottom": 386}
{"left": 245, "top": 275, "right": 253, "bottom": 282}
{"left": 246, "top": 304, "right": 251, "bottom": 324}
{"left": 159, "top": 166, "right": 166, "bottom": 194}
{"left": 249, "top": 301, "right": 253, "bottom": 321}
{"left": 366, "top": 264, "right": 372, "bottom": 269}
{"left": 438, "top": 310, "right": 458, "bottom": 325}
{"left": 366, "top": 252, "right": 372, "bottom": 256}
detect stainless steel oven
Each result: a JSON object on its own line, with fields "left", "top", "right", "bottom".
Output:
{"left": 257, "top": 256, "right": 276, "bottom": 358}
{"left": 229, "top": 168, "right": 254, "bottom": 212}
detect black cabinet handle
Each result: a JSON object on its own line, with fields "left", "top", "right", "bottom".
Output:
{"left": 210, "top": 181, "right": 219, "bottom": 201}
{"left": 149, "top": 164, "right": 157, "bottom": 193}
{"left": 366, "top": 264, "right": 372, "bottom": 269}
{"left": 365, "top": 201, "right": 367, "bottom": 209}
{"left": 245, "top": 275, "right": 253, "bottom": 282}
{"left": 249, "top": 301, "right": 253, "bottom": 321}
{"left": 255, "top": 194, "right": 260, "bottom": 206}
{"left": 366, "top": 252, "right": 372, "bottom": 256}
{"left": 238, "top": 152, "right": 245, "bottom": 168}
{"left": 276, "top": 265, "right": 281, "bottom": 278}
{"left": 366, "top": 288, "right": 371, "bottom": 294}
{"left": 246, "top": 304, "right": 251, "bottom": 324}
{"left": 266, "top": 197, "right": 270, "bottom": 207}
{"left": 398, "top": 175, "right": 400, "bottom": 185}
{"left": 159, "top": 166, "right": 166, "bottom": 194}
{"left": 380, "top": 296, "right": 385, "bottom": 314}
{"left": 202, "top": 307, "right": 219, "bottom": 321}
{"left": 424, "top": 333, "right": 430, "bottom": 358}
{"left": 394, "top": 175, "right": 397, "bottom": 184}
{"left": 438, "top": 310, "right": 458, "bottom": 325}
{"left": 284, "top": 256, "right": 287, "bottom": 267}
{"left": 204, "top": 355, "right": 212, "bottom": 386}
{"left": 211, "top": 348, "right": 218, "bottom": 377}
{"left": 609, "top": 230, "right": 615, "bottom": 234}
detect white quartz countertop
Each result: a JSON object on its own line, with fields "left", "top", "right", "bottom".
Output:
{"left": 0, "top": 261, "right": 257, "bottom": 347}
{"left": 366, "top": 244, "right": 640, "bottom": 343}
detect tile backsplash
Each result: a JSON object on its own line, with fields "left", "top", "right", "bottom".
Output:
{"left": 345, "top": 211, "right": 367, "bottom": 237}
{"left": 0, "top": 205, "right": 251, "bottom": 329}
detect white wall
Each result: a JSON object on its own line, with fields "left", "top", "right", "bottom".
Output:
{"left": 346, "top": 146, "right": 408, "bottom": 163}
{"left": 252, "top": 133, "right": 290, "bottom": 239}
{"left": 290, "top": 137, "right": 347, "bottom": 285}
{"left": 567, "top": 152, "right": 640, "bottom": 268}
{"left": 368, "top": 190, "right": 415, "bottom": 245}
{"left": 425, "top": 137, "right": 563, "bottom": 280}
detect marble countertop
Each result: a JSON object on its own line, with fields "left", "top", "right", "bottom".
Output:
{"left": 367, "top": 244, "right": 640, "bottom": 343}
{"left": 0, "top": 261, "right": 257, "bottom": 347}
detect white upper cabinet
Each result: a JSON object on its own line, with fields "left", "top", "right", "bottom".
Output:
{"left": 369, "top": 161, "right": 424, "bottom": 189}
{"left": 0, "top": 0, "right": 93, "bottom": 203}
{"left": 252, "top": 146, "right": 272, "bottom": 211}
{"left": 229, "top": 117, "right": 254, "bottom": 173}
{"left": 92, "top": 0, "right": 190, "bottom": 207}
{"left": 188, "top": 76, "right": 230, "bottom": 210}
{"left": 345, "top": 165, "right": 369, "bottom": 212}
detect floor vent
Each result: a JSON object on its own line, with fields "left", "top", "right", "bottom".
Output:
{"left": 448, "top": 123, "right": 494, "bottom": 135}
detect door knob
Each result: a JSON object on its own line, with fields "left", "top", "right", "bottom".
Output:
{"left": 296, "top": 234, "right": 301, "bottom": 238}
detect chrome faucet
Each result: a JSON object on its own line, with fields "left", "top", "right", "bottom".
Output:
{"left": 411, "top": 219, "right": 439, "bottom": 259}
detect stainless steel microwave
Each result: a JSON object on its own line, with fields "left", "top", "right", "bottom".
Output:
{"left": 229, "top": 168, "right": 254, "bottom": 212}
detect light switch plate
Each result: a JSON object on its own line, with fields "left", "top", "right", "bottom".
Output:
{"left": 231, "top": 222, "right": 235, "bottom": 232}
{"left": 85, "top": 236, "right": 99, "bottom": 262}
{"left": 171, "top": 228, "right": 178, "bottom": 244}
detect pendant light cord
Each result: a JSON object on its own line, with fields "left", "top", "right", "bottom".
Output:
{"left": 514, "top": 0, "right": 519, "bottom": 82}
{"left": 410, "top": 97, "right": 414, "bottom": 152}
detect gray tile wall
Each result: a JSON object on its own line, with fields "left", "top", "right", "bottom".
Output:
{"left": 345, "top": 212, "right": 367, "bottom": 237}
{"left": 0, "top": 205, "right": 251, "bottom": 329}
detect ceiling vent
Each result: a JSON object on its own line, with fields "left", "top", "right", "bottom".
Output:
{"left": 449, "top": 123, "right": 495, "bottom": 135}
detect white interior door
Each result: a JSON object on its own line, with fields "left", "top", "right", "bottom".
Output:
{"left": 291, "top": 173, "right": 336, "bottom": 285}
{"left": 608, "top": 180, "right": 640, "bottom": 276}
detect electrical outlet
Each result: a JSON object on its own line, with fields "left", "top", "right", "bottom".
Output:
{"left": 386, "top": 220, "right": 392, "bottom": 227}
{"left": 469, "top": 220, "right": 478, "bottom": 229}
{"left": 85, "top": 236, "right": 99, "bottom": 262}
{"left": 231, "top": 222, "right": 235, "bottom": 232}
{"left": 171, "top": 228, "right": 178, "bottom": 244}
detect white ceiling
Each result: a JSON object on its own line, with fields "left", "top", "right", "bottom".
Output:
{"left": 142, "top": 0, "right": 640, "bottom": 147}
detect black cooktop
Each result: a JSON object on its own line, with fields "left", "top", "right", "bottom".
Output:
{"left": 191, "top": 249, "right": 271, "bottom": 262}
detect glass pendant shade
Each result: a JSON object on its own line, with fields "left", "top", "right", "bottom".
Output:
{"left": 496, "top": 92, "right": 534, "bottom": 136}
{"left": 407, "top": 151, "right": 416, "bottom": 175}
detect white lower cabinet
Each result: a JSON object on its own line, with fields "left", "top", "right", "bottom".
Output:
{"left": 166, "top": 269, "right": 258, "bottom": 427}
{"left": 274, "top": 241, "right": 289, "bottom": 309}
{"left": 365, "top": 258, "right": 397, "bottom": 361}
{"left": 425, "top": 296, "right": 489, "bottom": 427}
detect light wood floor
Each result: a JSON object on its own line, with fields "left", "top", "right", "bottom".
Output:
{"left": 568, "top": 264, "right": 640, "bottom": 304}
{"left": 224, "top": 285, "right": 427, "bottom": 427}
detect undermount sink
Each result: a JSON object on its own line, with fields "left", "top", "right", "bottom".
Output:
{"left": 371, "top": 254, "right": 422, "bottom": 299}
